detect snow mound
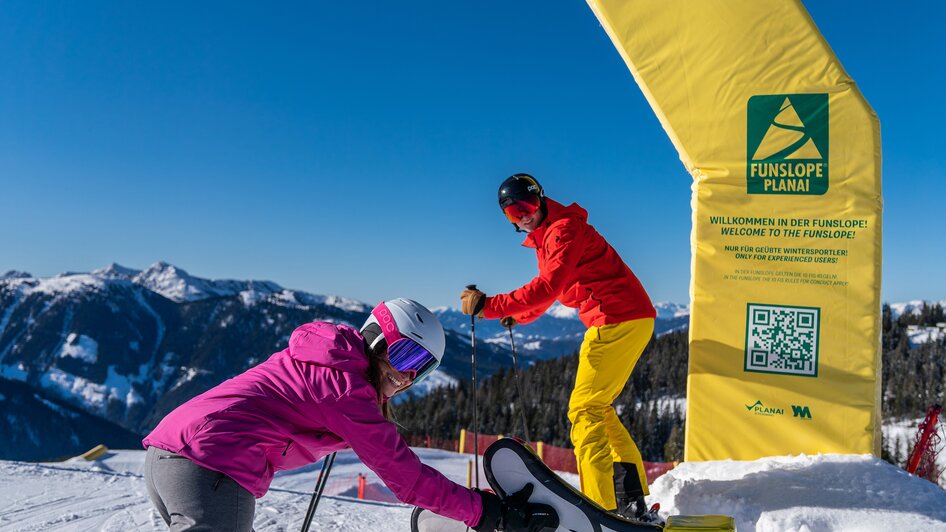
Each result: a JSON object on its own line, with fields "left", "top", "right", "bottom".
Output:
{"left": 651, "top": 453, "right": 946, "bottom": 532}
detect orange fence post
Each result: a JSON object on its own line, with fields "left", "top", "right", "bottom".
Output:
{"left": 357, "top": 474, "right": 366, "bottom": 499}
{"left": 459, "top": 429, "right": 467, "bottom": 454}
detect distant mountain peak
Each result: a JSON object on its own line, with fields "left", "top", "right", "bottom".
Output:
{"left": 889, "top": 299, "right": 946, "bottom": 319}
{"left": 1, "top": 270, "right": 32, "bottom": 280}
{"left": 546, "top": 302, "right": 578, "bottom": 319}
{"left": 91, "top": 263, "right": 141, "bottom": 280}
{"left": 131, "top": 262, "right": 203, "bottom": 302}
{"left": 129, "top": 261, "right": 285, "bottom": 303}
{"left": 653, "top": 301, "right": 690, "bottom": 320}
{"left": 138, "top": 261, "right": 181, "bottom": 276}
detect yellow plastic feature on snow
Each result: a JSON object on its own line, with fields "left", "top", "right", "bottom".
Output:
{"left": 665, "top": 515, "right": 736, "bottom": 531}
{"left": 585, "top": 0, "right": 882, "bottom": 461}
{"left": 79, "top": 444, "right": 108, "bottom": 461}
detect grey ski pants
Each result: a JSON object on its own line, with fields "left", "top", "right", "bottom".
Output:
{"left": 144, "top": 446, "right": 256, "bottom": 532}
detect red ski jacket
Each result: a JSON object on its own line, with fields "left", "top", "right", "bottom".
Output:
{"left": 483, "top": 198, "right": 655, "bottom": 328}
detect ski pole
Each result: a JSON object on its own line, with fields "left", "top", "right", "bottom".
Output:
{"left": 300, "top": 451, "right": 337, "bottom": 532}
{"left": 505, "top": 320, "right": 532, "bottom": 444}
{"left": 466, "top": 284, "right": 480, "bottom": 489}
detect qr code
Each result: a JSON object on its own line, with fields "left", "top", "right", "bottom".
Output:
{"left": 745, "top": 303, "right": 820, "bottom": 377}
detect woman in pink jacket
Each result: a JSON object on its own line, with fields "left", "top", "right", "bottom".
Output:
{"left": 142, "top": 298, "right": 543, "bottom": 531}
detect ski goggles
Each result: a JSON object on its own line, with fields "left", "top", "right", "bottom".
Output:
{"left": 388, "top": 338, "right": 439, "bottom": 384}
{"left": 371, "top": 302, "right": 440, "bottom": 384}
{"left": 501, "top": 196, "right": 541, "bottom": 223}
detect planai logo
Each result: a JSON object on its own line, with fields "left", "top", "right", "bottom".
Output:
{"left": 792, "top": 405, "right": 813, "bottom": 420}
{"left": 745, "top": 400, "right": 763, "bottom": 411}
{"left": 747, "top": 94, "right": 829, "bottom": 195}
{"left": 744, "top": 400, "right": 784, "bottom": 417}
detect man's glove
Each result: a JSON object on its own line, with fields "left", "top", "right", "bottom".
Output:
{"left": 500, "top": 316, "right": 516, "bottom": 328}
{"left": 460, "top": 289, "right": 486, "bottom": 318}
{"left": 473, "top": 485, "right": 558, "bottom": 532}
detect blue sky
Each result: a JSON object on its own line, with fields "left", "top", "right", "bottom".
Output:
{"left": 1, "top": 1, "right": 943, "bottom": 309}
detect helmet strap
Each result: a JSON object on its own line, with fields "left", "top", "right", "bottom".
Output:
{"left": 371, "top": 301, "right": 402, "bottom": 350}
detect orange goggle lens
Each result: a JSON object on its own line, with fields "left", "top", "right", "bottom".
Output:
{"left": 502, "top": 197, "right": 541, "bottom": 223}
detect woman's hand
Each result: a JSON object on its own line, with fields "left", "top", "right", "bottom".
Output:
{"left": 473, "top": 485, "right": 558, "bottom": 532}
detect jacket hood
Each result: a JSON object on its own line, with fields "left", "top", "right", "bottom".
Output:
{"left": 288, "top": 321, "right": 369, "bottom": 374}
{"left": 523, "top": 198, "right": 588, "bottom": 247}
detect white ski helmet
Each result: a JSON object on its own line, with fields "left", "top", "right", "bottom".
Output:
{"left": 360, "top": 298, "right": 446, "bottom": 381}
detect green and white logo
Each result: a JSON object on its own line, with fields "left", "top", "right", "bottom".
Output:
{"left": 747, "top": 94, "right": 828, "bottom": 195}
{"left": 791, "top": 405, "right": 813, "bottom": 420}
{"left": 744, "top": 400, "right": 784, "bottom": 417}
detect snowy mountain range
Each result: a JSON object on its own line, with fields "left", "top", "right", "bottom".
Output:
{"left": 1, "top": 262, "right": 941, "bottom": 462}
{"left": 0, "top": 262, "right": 689, "bottom": 460}
{"left": 433, "top": 301, "right": 689, "bottom": 359}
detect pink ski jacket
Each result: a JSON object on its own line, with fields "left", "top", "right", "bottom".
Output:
{"left": 143, "top": 321, "right": 482, "bottom": 526}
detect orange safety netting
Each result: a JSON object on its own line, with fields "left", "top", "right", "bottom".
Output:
{"left": 344, "top": 430, "right": 675, "bottom": 503}
{"left": 453, "top": 430, "right": 675, "bottom": 482}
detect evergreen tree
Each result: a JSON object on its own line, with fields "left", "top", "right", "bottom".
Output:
{"left": 397, "top": 309, "right": 945, "bottom": 467}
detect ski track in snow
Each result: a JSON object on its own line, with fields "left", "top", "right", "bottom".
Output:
{"left": 0, "top": 458, "right": 413, "bottom": 532}
{"left": 132, "top": 290, "right": 165, "bottom": 361}
{"left": 0, "top": 286, "right": 26, "bottom": 361}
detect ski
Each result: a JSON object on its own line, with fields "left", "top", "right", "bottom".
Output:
{"left": 411, "top": 506, "right": 471, "bottom": 532}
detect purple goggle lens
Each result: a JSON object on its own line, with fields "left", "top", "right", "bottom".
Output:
{"left": 388, "top": 338, "right": 439, "bottom": 384}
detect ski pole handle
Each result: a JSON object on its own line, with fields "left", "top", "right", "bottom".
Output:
{"left": 465, "top": 284, "right": 485, "bottom": 318}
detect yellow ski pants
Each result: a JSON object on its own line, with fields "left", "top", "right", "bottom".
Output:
{"left": 567, "top": 318, "right": 654, "bottom": 510}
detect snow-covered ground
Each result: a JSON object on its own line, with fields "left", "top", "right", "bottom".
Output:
{"left": 2, "top": 446, "right": 945, "bottom": 531}
{"left": 905, "top": 324, "right": 946, "bottom": 346}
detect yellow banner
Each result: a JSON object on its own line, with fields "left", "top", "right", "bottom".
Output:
{"left": 585, "top": 0, "right": 882, "bottom": 460}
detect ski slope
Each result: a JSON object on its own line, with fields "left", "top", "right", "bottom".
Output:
{"left": 2, "top": 447, "right": 945, "bottom": 532}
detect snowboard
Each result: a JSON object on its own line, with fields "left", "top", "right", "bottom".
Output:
{"left": 411, "top": 438, "right": 661, "bottom": 532}
{"left": 412, "top": 439, "right": 734, "bottom": 532}
{"left": 483, "top": 438, "right": 662, "bottom": 532}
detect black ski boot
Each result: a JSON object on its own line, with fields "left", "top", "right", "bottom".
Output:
{"left": 613, "top": 462, "right": 665, "bottom": 526}
{"left": 623, "top": 496, "right": 665, "bottom": 526}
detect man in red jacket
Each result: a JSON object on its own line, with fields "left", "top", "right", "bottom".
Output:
{"left": 461, "top": 173, "right": 660, "bottom": 523}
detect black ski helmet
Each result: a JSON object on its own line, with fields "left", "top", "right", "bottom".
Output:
{"left": 498, "top": 173, "right": 544, "bottom": 211}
